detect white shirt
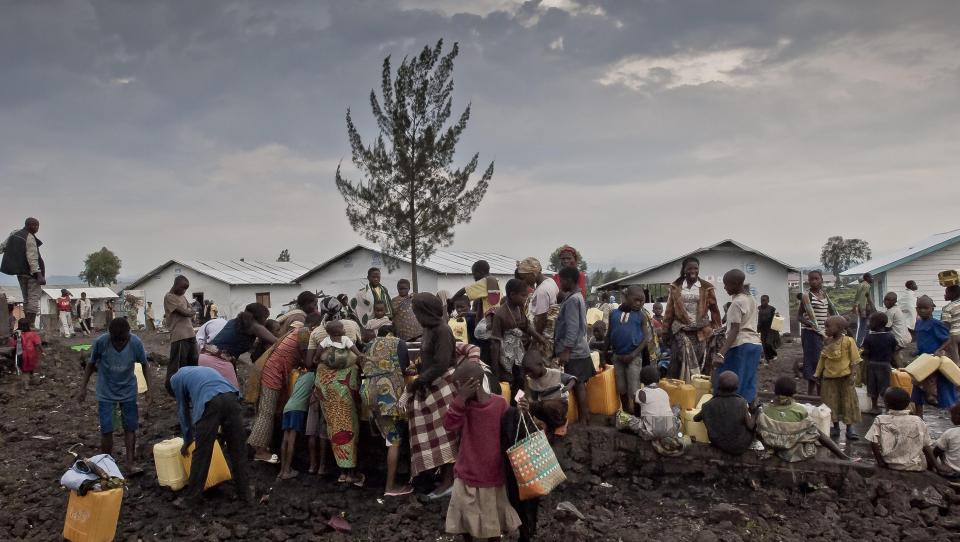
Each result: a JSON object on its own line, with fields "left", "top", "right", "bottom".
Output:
{"left": 196, "top": 318, "right": 227, "bottom": 349}
{"left": 900, "top": 290, "right": 918, "bottom": 331}
{"left": 726, "top": 293, "right": 761, "bottom": 346}
{"left": 885, "top": 306, "right": 910, "bottom": 347}
{"left": 680, "top": 280, "right": 702, "bottom": 324}
{"left": 935, "top": 427, "right": 960, "bottom": 474}
{"left": 530, "top": 278, "right": 560, "bottom": 317}
{"left": 319, "top": 336, "right": 354, "bottom": 349}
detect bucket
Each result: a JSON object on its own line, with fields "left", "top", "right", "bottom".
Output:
{"left": 770, "top": 315, "right": 784, "bottom": 332}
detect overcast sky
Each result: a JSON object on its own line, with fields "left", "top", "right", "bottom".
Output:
{"left": 3, "top": 0, "right": 959, "bottom": 280}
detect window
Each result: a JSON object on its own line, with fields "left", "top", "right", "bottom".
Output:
{"left": 256, "top": 292, "right": 271, "bottom": 308}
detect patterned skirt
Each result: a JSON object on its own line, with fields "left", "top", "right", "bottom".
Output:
{"left": 405, "top": 367, "right": 458, "bottom": 476}
{"left": 820, "top": 377, "right": 861, "bottom": 425}
{"left": 247, "top": 386, "right": 279, "bottom": 449}
{"left": 315, "top": 365, "right": 360, "bottom": 468}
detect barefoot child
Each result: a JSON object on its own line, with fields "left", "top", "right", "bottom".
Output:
{"left": 815, "top": 315, "right": 861, "bottom": 442}
{"left": 862, "top": 312, "right": 898, "bottom": 413}
{"left": 522, "top": 349, "right": 576, "bottom": 434}
{"left": 13, "top": 319, "right": 42, "bottom": 392}
{"left": 694, "top": 371, "right": 755, "bottom": 455}
{"left": 912, "top": 295, "right": 954, "bottom": 417}
{"left": 443, "top": 362, "right": 521, "bottom": 541}
{"left": 278, "top": 368, "right": 315, "bottom": 480}
{"left": 866, "top": 387, "right": 935, "bottom": 471}
{"left": 757, "top": 376, "right": 849, "bottom": 461}
{"left": 716, "top": 269, "right": 763, "bottom": 406}
{"left": 616, "top": 365, "right": 679, "bottom": 441}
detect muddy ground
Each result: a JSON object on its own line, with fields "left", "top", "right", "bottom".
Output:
{"left": 1, "top": 332, "right": 959, "bottom": 541}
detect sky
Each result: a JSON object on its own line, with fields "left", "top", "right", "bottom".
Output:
{"left": 3, "top": 0, "right": 959, "bottom": 281}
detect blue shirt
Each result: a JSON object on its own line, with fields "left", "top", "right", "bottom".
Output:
{"left": 916, "top": 318, "right": 950, "bottom": 355}
{"left": 89, "top": 334, "right": 147, "bottom": 402}
{"left": 170, "top": 366, "right": 239, "bottom": 444}
{"left": 554, "top": 292, "right": 591, "bottom": 358}
{"left": 608, "top": 308, "right": 645, "bottom": 355}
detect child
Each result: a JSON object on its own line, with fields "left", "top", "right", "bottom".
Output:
{"left": 448, "top": 296, "right": 472, "bottom": 344}
{"left": 589, "top": 320, "right": 607, "bottom": 352}
{"left": 694, "top": 371, "right": 755, "bottom": 455}
{"left": 12, "top": 318, "right": 42, "bottom": 393}
{"left": 757, "top": 376, "right": 849, "bottom": 461}
{"left": 278, "top": 368, "right": 316, "bottom": 480}
{"left": 522, "top": 349, "right": 575, "bottom": 434}
{"left": 941, "top": 285, "right": 960, "bottom": 363}
{"left": 606, "top": 286, "right": 649, "bottom": 414}
{"left": 815, "top": 315, "right": 861, "bottom": 441}
{"left": 391, "top": 279, "right": 423, "bottom": 342}
{"left": 934, "top": 404, "right": 960, "bottom": 478}
{"left": 716, "top": 269, "right": 763, "bottom": 405}
{"left": 913, "top": 295, "right": 954, "bottom": 417}
{"left": 882, "top": 292, "right": 910, "bottom": 366}
{"left": 861, "top": 312, "right": 897, "bottom": 413}
{"left": 616, "top": 365, "right": 678, "bottom": 441}
{"left": 364, "top": 302, "right": 392, "bottom": 333}
{"left": 555, "top": 266, "right": 593, "bottom": 425}
{"left": 866, "top": 387, "right": 935, "bottom": 471}
{"left": 443, "top": 362, "right": 521, "bottom": 541}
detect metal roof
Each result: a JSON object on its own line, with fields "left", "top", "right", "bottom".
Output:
{"left": 41, "top": 287, "right": 118, "bottom": 299}
{"left": 596, "top": 239, "right": 798, "bottom": 290}
{"left": 127, "top": 259, "right": 318, "bottom": 289}
{"left": 295, "top": 244, "right": 520, "bottom": 282}
{"left": 841, "top": 228, "right": 960, "bottom": 276}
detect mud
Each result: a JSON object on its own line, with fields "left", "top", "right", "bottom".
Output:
{"left": 1, "top": 333, "right": 959, "bottom": 540}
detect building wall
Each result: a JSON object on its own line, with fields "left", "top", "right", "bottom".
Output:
{"left": 616, "top": 249, "right": 793, "bottom": 331}
{"left": 298, "top": 247, "right": 441, "bottom": 298}
{"left": 136, "top": 264, "right": 232, "bottom": 322}
{"left": 232, "top": 284, "right": 305, "bottom": 319}
{"left": 436, "top": 274, "right": 515, "bottom": 298}
{"left": 882, "top": 241, "right": 960, "bottom": 310}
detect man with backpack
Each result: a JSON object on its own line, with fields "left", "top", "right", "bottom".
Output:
{"left": 0, "top": 218, "right": 45, "bottom": 329}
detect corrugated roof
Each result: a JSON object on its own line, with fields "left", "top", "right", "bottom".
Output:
{"left": 127, "top": 260, "right": 317, "bottom": 289}
{"left": 841, "top": 228, "right": 960, "bottom": 276}
{"left": 596, "top": 239, "right": 797, "bottom": 290}
{"left": 295, "top": 244, "right": 520, "bottom": 282}
{"left": 41, "top": 287, "right": 118, "bottom": 299}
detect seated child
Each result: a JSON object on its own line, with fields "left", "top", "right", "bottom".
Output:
{"left": 861, "top": 312, "right": 898, "bottom": 413}
{"left": 934, "top": 404, "right": 960, "bottom": 479}
{"left": 616, "top": 365, "right": 678, "bottom": 441}
{"left": 522, "top": 350, "right": 576, "bottom": 434}
{"left": 278, "top": 369, "right": 316, "bottom": 480}
{"left": 589, "top": 320, "right": 607, "bottom": 355}
{"left": 443, "top": 362, "right": 521, "bottom": 541}
{"left": 448, "top": 297, "right": 470, "bottom": 344}
{"left": 866, "top": 387, "right": 935, "bottom": 472}
{"left": 815, "top": 315, "right": 861, "bottom": 441}
{"left": 12, "top": 318, "right": 42, "bottom": 393}
{"left": 913, "top": 295, "right": 955, "bottom": 416}
{"left": 694, "top": 371, "right": 755, "bottom": 455}
{"left": 757, "top": 376, "right": 848, "bottom": 462}
{"left": 364, "top": 302, "right": 392, "bottom": 333}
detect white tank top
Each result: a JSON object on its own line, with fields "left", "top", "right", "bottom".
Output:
{"left": 637, "top": 385, "right": 673, "bottom": 417}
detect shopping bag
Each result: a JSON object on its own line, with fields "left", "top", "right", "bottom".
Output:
{"left": 506, "top": 411, "right": 566, "bottom": 501}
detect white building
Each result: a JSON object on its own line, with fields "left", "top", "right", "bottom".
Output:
{"left": 126, "top": 260, "right": 316, "bottom": 320}
{"left": 295, "top": 244, "right": 519, "bottom": 298}
{"left": 595, "top": 239, "right": 797, "bottom": 331}
{"left": 841, "top": 228, "right": 960, "bottom": 310}
{"left": 38, "top": 286, "right": 118, "bottom": 330}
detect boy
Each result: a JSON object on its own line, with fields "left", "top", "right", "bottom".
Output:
{"left": 933, "top": 404, "right": 960, "bottom": 478}
{"left": 170, "top": 365, "right": 252, "bottom": 505}
{"left": 391, "top": 278, "right": 422, "bottom": 341}
{"left": 365, "top": 302, "right": 392, "bottom": 333}
{"left": 757, "top": 377, "right": 849, "bottom": 461}
{"left": 355, "top": 267, "right": 393, "bottom": 326}
{"left": 913, "top": 295, "right": 954, "bottom": 416}
{"left": 522, "top": 349, "right": 576, "bottom": 433}
{"left": 882, "top": 292, "right": 910, "bottom": 366}
{"left": 861, "top": 312, "right": 898, "bottom": 413}
{"left": 941, "top": 285, "right": 960, "bottom": 363}
{"left": 279, "top": 368, "right": 316, "bottom": 480}
{"left": 12, "top": 318, "right": 42, "bottom": 392}
{"left": 716, "top": 270, "right": 762, "bottom": 405}
{"left": 605, "top": 286, "right": 649, "bottom": 414}
{"left": 590, "top": 321, "right": 607, "bottom": 353}
{"left": 694, "top": 371, "right": 755, "bottom": 455}
{"left": 164, "top": 275, "right": 197, "bottom": 393}
{"left": 448, "top": 299, "right": 470, "bottom": 344}
{"left": 443, "top": 362, "right": 520, "bottom": 540}
{"left": 756, "top": 295, "right": 780, "bottom": 363}
{"left": 866, "top": 387, "right": 935, "bottom": 471}
{"left": 77, "top": 317, "right": 151, "bottom": 474}
{"left": 616, "top": 365, "right": 678, "bottom": 441}
{"left": 554, "top": 266, "right": 593, "bottom": 424}
{"left": 490, "top": 279, "right": 549, "bottom": 390}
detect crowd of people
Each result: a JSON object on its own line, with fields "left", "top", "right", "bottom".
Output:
{"left": 3, "top": 217, "right": 960, "bottom": 540}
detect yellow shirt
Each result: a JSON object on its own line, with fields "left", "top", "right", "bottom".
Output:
{"left": 464, "top": 278, "right": 501, "bottom": 315}
{"left": 586, "top": 307, "right": 605, "bottom": 327}
{"left": 815, "top": 335, "right": 861, "bottom": 378}
{"left": 448, "top": 317, "right": 469, "bottom": 344}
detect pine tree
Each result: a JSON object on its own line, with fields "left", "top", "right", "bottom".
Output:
{"left": 335, "top": 40, "right": 492, "bottom": 292}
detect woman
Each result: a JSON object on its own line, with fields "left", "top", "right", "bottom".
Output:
{"left": 663, "top": 257, "right": 722, "bottom": 382}
{"left": 276, "top": 291, "right": 319, "bottom": 336}
{"left": 247, "top": 313, "right": 322, "bottom": 463}
{"left": 551, "top": 245, "right": 587, "bottom": 298}
{"left": 797, "top": 270, "right": 838, "bottom": 396}
{"left": 208, "top": 303, "right": 277, "bottom": 359}
{"left": 405, "top": 292, "right": 458, "bottom": 499}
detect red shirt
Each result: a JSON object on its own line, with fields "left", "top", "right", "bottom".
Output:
{"left": 56, "top": 296, "right": 72, "bottom": 312}
{"left": 553, "top": 272, "right": 587, "bottom": 298}
{"left": 443, "top": 394, "right": 508, "bottom": 487}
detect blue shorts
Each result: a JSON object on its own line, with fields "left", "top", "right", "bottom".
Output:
{"left": 281, "top": 410, "right": 307, "bottom": 433}
{"left": 98, "top": 400, "right": 138, "bottom": 434}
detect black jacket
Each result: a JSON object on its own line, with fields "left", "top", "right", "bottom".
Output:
{"left": 1, "top": 228, "right": 44, "bottom": 277}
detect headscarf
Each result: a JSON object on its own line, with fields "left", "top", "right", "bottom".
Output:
{"left": 412, "top": 293, "right": 445, "bottom": 328}
{"left": 319, "top": 296, "right": 344, "bottom": 322}
{"left": 559, "top": 245, "right": 579, "bottom": 262}
{"left": 517, "top": 257, "right": 542, "bottom": 275}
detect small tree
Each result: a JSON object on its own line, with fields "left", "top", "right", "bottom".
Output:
{"left": 335, "top": 40, "right": 492, "bottom": 292}
{"left": 548, "top": 246, "right": 588, "bottom": 273}
{"left": 820, "top": 236, "right": 871, "bottom": 286}
{"left": 277, "top": 249, "right": 291, "bottom": 262}
{"left": 79, "top": 247, "right": 122, "bottom": 286}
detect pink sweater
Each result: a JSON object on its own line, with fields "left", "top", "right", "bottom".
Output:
{"left": 443, "top": 395, "right": 508, "bottom": 488}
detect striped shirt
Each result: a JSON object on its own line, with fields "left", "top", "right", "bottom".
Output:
{"left": 942, "top": 300, "right": 960, "bottom": 336}
{"left": 802, "top": 294, "right": 831, "bottom": 331}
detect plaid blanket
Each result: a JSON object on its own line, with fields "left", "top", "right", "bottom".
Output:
{"left": 404, "top": 366, "right": 459, "bottom": 476}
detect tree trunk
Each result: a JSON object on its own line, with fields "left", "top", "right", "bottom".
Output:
{"left": 409, "top": 189, "right": 418, "bottom": 293}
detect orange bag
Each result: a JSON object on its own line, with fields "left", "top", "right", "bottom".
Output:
{"left": 506, "top": 411, "right": 566, "bottom": 500}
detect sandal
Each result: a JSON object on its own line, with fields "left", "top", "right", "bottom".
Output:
{"left": 352, "top": 473, "right": 366, "bottom": 488}
{"left": 385, "top": 486, "right": 414, "bottom": 497}
{"left": 254, "top": 454, "right": 280, "bottom": 464}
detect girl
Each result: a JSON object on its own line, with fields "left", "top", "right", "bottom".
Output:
{"left": 314, "top": 320, "right": 365, "bottom": 486}
{"left": 798, "top": 270, "right": 839, "bottom": 395}
{"left": 13, "top": 319, "right": 42, "bottom": 392}
{"left": 443, "top": 362, "right": 521, "bottom": 541}
{"left": 815, "top": 315, "right": 862, "bottom": 441}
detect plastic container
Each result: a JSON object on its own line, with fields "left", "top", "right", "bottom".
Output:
{"left": 681, "top": 409, "right": 709, "bottom": 443}
{"left": 904, "top": 354, "right": 942, "bottom": 382}
{"left": 659, "top": 378, "right": 697, "bottom": 410}
{"left": 180, "top": 440, "right": 232, "bottom": 490}
{"left": 289, "top": 368, "right": 305, "bottom": 392}
{"left": 691, "top": 375, "right": 712, "bottom": 405}
{"left": 590, "top": 351, "right": 601, "bottom": 371}
{"left": 801, "top": 403, "right": 832, "bottom": 435}
{"left": 134, "top": 363, "right": 148, "bottom": 394}
{"left": 855, "top": 386, "right": 871, "bottom": 413}
{"left": 499, "top": 381, "right": 512, "bottom": 405}
{"left": 154, "top": 437, "right": 188, "bottom": 491}
{"left": 939, "top": 269, "right": 960, "bottom": 287}
{"left": 696, "top": 393, "right": 712, "bottom": 409}
{"left": 567, "top": 393, "right": 579, "bottom": 423}
{"left": 939, "top": 357, "right": 960, "bottom": 386}
{"left": 63, "top": 488, "right": 123, "bottom": 542}
{"left": 890, "top": 369, "right": 914, "bottom": 396}
{"left": 586, "top": 366, "right": 620, "bottom": 415}
{"left": 770, "top": 315, "right": 785, "bottom": 332}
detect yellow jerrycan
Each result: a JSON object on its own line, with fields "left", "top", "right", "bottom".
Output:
{"left": 181, "top": 440, "right": 232, "bottom": 490}
{"left": 153, "top": 437, "right": 188, "bottom": 491}
{"left": 62, "top": 488, "right": 123, "bottom": 542}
